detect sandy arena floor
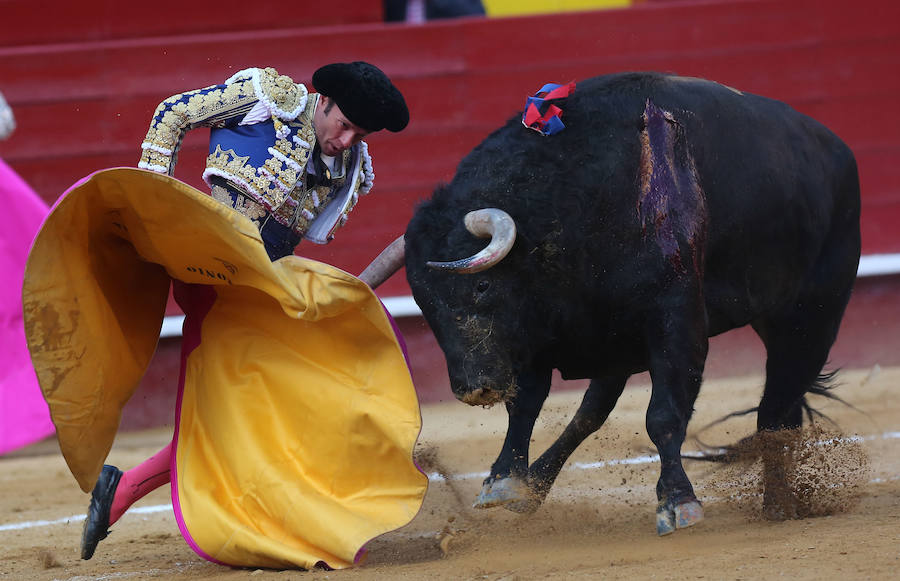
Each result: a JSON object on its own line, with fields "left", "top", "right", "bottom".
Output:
{"left": 2, "top": 366, "right": 898, "bottom": 581}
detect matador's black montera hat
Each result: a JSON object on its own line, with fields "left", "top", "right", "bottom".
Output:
{"left": 312, "top": 61, "right": 409, "bottom": 133}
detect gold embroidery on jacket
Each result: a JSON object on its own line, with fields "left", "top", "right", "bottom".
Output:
{"left": 211, "top": 184, "right": 268, "bottom": 224}
{"left": 255, "top": 99, "right": 316, "bottom": 214}
{"left": 138, "top": 67, "right": 304, "bottom": 176}
{"left": 200, "top": 89, "right": 317, "bottom": 213}
{"left": 288, "top": 149, "right": 351, "bottom": 235}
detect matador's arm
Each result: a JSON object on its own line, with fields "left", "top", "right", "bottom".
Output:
{"left": 137, "top": 78, "right": 260, "bottom": 175}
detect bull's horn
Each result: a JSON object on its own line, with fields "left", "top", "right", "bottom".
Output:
{"left": 359, "top": 235, "right": 405, "bottom": 289}
{"left": 427, "top": 208, "right": 516, "bottom": 273}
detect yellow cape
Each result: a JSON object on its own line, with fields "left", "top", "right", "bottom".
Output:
{"left": 23, "top": 168, "right": 427, "bottom": 569}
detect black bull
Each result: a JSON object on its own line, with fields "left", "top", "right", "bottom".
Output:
{"left": 362, "top": 72, "right": 861, "bottom": 535}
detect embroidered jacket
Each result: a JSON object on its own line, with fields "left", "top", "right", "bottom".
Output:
{"left": 138, "top": 67, "right": 375, "bottom": 243}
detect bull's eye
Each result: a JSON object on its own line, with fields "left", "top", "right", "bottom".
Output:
{"left": 476, "top": 279, "right": 491, "bottom": 293}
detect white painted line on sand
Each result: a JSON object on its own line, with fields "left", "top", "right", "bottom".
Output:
{"left": 0, "top": 504, "right": 172, "bottom": 532}
{"left": 3, "top": 431, "right": 897, "bottom": 533}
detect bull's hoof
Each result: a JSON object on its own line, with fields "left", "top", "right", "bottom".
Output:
{"left": 656, "top": 499, "right": 703, "bottom": 536}
{"left": 473, "top": 477, "right": 535, "bottom": 511}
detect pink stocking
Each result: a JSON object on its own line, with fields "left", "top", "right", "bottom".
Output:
{"left": 109, "top": 440, "right": 173, "bottom": 525}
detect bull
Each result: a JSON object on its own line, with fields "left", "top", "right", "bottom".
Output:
{"left": 361, "top": 72, "right": 861, "bottom": 535}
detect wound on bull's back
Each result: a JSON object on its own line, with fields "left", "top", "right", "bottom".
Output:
{"left": 637, "top": 100, "right": 707, "bottom": 273}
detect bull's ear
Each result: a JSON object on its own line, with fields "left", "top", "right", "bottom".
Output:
{"left": 426, "top": 208, "right": 516, "bottom": 273}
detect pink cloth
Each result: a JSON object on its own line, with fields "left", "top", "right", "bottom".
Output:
{"left": 0, "top": 157, "right": 54, "bottom": 454}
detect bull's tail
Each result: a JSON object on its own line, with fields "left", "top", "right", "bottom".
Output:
{"left": 803, "top": 369, "right": 852, "bottom": 423}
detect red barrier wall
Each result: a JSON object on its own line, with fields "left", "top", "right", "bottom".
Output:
{"left": 0, "top": 0, "right": 383, "bottom": 46}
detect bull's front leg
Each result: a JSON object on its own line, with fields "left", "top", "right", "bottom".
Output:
{"left": 517, "top": 374, "right": 629, "bottom": 513}
{"left": 645, "top": 305, "right": 708, "bottom": 536}
{"left": 473, "top": 367, "right": 552, "bottom": 510}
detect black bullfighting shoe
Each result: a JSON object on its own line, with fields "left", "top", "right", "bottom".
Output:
{"left": 80, "top": 464, "right": 123, "bottom": 560}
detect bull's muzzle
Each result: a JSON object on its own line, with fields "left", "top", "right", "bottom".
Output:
{"left": 458, "top": 386, "right": 507, "bottom": 407}
{"left": 455, "top": 377, "right": 518, "bottom": 406}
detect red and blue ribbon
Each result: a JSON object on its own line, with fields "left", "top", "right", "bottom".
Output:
{"left": 522, "top": 81, "right": 576, "bottom": 136}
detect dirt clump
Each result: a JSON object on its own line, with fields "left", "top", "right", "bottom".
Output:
{"left": 704, "top": 424, "right": 871, "bottom": 520}
{"left": 36, "top": 548, "right": 62, "bottom": 569}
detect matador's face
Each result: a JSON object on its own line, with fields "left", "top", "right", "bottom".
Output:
{"left": 312, "top": 95, "right": 370, "bottom": 157}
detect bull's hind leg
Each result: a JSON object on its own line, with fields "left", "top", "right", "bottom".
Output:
{"left": 645, "top": 301, "right": 709, "bottom": 536}
{"left": 752, "top": 180, "right": 859, "bottom": 519}
{"left": 752, "top": 281, "right": 854, "bottom": 520}
{"left": 474, "top": 367, "right": 552, "bottom": 509}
